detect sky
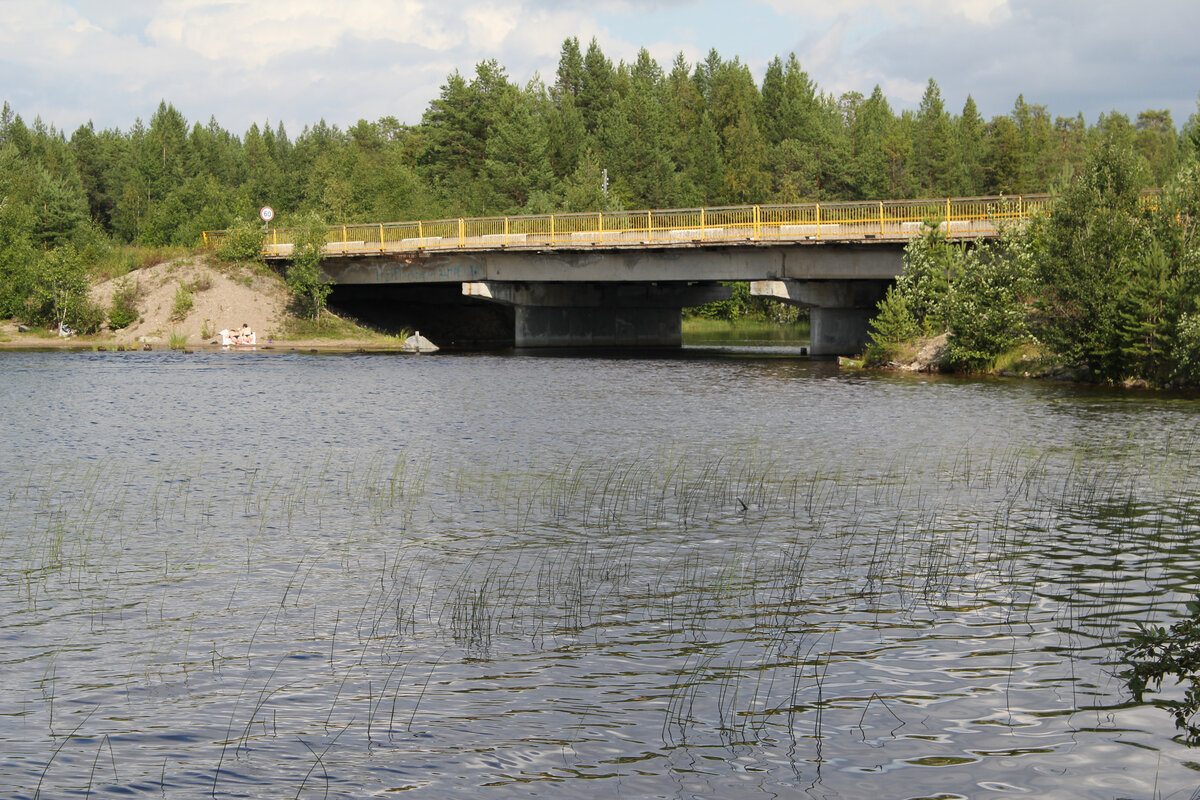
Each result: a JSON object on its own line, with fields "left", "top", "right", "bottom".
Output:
{"left": 1, "top": 0, "right": 1197, "bottom": 137}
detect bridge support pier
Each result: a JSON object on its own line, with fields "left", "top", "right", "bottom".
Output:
{"left": 463, "top": 281, "right": 731, "bottom": 347}
{"left": 751, "top": 279, "right": 890, "bottom": 356}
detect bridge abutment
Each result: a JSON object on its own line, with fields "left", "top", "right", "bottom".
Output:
{"left": 463, "top": 281, "right": 731, "bottom": 348}
{"left": 751, "top": 279, "right": 890, "bottom": 356}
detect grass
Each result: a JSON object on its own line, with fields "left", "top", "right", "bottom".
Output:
{"left": 682, "top": 317, "right": 810, "bottom": 343}
{"left": 279, "top": 314, "right": 406, "bottom": 342}
{"left": 8, "top": 440, "right": 1200, "bottom": 794}
{"left": 88, "top": 244, "right": 196, "bottom": 283}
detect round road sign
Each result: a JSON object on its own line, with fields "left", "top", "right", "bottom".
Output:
{"left": 260, "top": 206, "right": 275, "bottom": 222}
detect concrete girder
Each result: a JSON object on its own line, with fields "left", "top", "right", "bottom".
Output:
{"left": 320, "top": 242, "right": 904, "bottom": 285}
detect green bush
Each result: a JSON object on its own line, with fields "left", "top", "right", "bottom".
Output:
{"left": 895, "top": 226, "right": 956, "bottom": 333}
{"left": 171, "top": 283, "right": 193, "bottom": 321}
{"left": 1123, "top": 595, "right": 1200, "bottom": 744}
{"left": 73, "top": 298, "right": 105, "bottom": 335}
{"left": 941, "top": 237, "right": 1034, "bottom": 371}
{"left": 286, "top": 212, "right": 333, "bottom": 322}
{"left": 26, "top": 245, "right": 89, "bottom": 332}
{"left": 108, "top": 278, "right": 139, "bottom": 329}
{"left": 863, "top": 286, "right": 920, "bottom": 366}
{"left": 215, "top": 218, "right": 265, "bottom": 263}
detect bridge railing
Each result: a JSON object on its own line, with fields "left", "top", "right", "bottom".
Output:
{"left": 202, "top": 194, "right": 1056, "bottom": 257}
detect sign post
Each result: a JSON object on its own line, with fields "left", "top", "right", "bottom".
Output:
{"left": 259, "top": 206, "right": 274, "bottom": 251}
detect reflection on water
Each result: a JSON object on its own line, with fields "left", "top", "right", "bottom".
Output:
{"left": 1, "top": 350, "right": 1199, "bottom": 798}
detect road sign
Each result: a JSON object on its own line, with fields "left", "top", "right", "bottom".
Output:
{"left": 260, "top": 206, "right": 275, "bottom": 223}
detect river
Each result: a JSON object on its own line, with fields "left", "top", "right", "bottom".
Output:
{"left": 1, "top": 348, "right": 1199, "bottom": 798}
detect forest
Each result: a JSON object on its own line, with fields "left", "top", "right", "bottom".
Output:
{"left": 2, "top": 37, "right": 1199, "bottom": 383}
{"left": 2, "top": 37, "right": 1194, "bottom": 254}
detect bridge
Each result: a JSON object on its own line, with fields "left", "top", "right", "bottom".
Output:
{"left": 204, "top": 195, "right": 1050, "bottom": 354}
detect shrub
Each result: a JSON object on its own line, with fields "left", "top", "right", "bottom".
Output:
{"left": 286, "top": 212, "right": 333, "bottom": 322}
{"left": 895, "top": 226, "right": 957, "bottom": 333}
{"left": 73, "top": 298, "right": 106, "bottom": 334}
{"left": 863, "top": 286, "right": 920, "bottom": 366}
{"left": 171, "top": 283, "right": 193, "bottom": 321}
{"left": 215, "top": 218, "right": 265, "bottom": 263}
{"left": 941, "top": 237, "right": 1034, "bottom": 371}
{"left": 108, "top": 278, "right": 139, "bottom": 329}
{"left": 26, "top": 245, "right": 90, "bottom": 332}
{"left": 1123, "top": 595, "right": 1200, "bottom": 744}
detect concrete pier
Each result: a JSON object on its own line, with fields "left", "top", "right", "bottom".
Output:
{"left": 750, "top": 279, "right": 891, "bottom": 356}
{"left": 463, "top": 282, "right": 731, "bottom": 347}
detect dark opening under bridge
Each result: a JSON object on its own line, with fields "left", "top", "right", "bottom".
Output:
{"left": 205, "top": 195, "right": 1050, "bottom": 354}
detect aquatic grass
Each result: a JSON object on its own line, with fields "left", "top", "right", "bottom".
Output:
{"left": 11, "top": 439, "right": 1200, "bottom": 795}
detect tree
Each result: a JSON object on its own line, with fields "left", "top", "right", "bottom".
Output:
{"left": 1033, "top": 142, "right": 1158, "bottom": 381}
{"left": 941, "top": 233, "right": 1035, "bottom": 370}
{"left": 562, "top": 148, "right": 618, "bottom": 212}
{"left": 849, "top": 87, "right": 893, "bottom": 199}
{"left": 27, "top": 245, "right": 93, "bottom": 332}
{"left": 914, "top": 79, "right": 953, "bottom": 194}
{"left": 953, "top": 96, "right": 985, "bottom": 195}
{"left": 485, "top": 82, "right": 555, "bottom": 212}
{"left": 863, "top": 286, "right": 920, "bottom": 366}
{"left": 0, "top": 165, "right": 37, "bottom": 318}
{"left": 579, "top": 39, "right": 616, "bottom": 138}
{"left": 286, "top": 213, "right": 334, "bottom": 322}
{"left": 1135, "top": 109, "right": 1180, "bottom": 186}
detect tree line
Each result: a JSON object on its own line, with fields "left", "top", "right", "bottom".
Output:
{"left": 3, "top": 38, "right": 1196, "bottom": 248}
{"left": 1, "top": 37, "right": 1197, "bottom": 341}
{"left": 865, "top": 139, "right": 1200, "bottom": 386}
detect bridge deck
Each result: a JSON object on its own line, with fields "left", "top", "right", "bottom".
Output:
{"left": 204, "top": 195, "right": 1051, "bottom": 259}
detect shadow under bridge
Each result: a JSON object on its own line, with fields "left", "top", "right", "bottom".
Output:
{"left": 320, "top": 241, "right": 903, "bottom": 355}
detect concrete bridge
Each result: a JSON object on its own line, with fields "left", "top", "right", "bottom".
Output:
{"left": 205, "top": 195, "right": 1048, "bottom": 354}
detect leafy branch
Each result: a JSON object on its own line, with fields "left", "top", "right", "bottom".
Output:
{"left": 1122, "top": 595, "right": 1200, "bottom": 744}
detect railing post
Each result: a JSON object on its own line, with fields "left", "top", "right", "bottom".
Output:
{"left": 505, "top": 216, "right": 509, "bottom": 246}
{"left": 647, "top": 209, "right": 652, "bottom": 242}
{"left": 753, "top": 205, "right": 760, "bottom": 240}
{"left": 598, "top": 211, "right": 603, "bottom": 243}
{"left": 879, "top": 202, "right": 884, "bottom": 236}
{"left": 700, "top": 207, "right": 705, "bottom": 240}
{"left": 379, "top": 223, "right": 385, "bottom": 253}
{"left": 458, "top": 218, "right": 464, "bottom": 247}
{"left": 550, "top": 214, "right": 555, "bottom": 245}
{"left": 418, "top": 220, "right": 423, "bottom": 247}
{"left": 342, "top": 225, "right": 348, "bottom": 252}
{"left": 946, "top": 197, "right": 951, "bottom": 237}
{"left": 816, "top": 203, "right": 821, "bottom": 238}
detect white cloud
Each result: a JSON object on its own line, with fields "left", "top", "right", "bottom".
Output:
{"left": 0, "top": 0, "right": 1195, "bottom": 136}
{"left": 757, "top": 0, "right": 1011, "bottom": 25}
{"left": 144, "top": 0, "right": 452, "bottom": 68}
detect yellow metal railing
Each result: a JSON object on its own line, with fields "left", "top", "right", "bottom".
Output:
{"left": 202, "top": 194, "right": 1060, "bottom": 256}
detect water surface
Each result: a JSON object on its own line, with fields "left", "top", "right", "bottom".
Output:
{"left": 1, "top": 349, "right": 1199, "bottom": 798}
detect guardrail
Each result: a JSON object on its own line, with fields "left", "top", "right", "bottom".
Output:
{"left": 203, "top": 195, "right": 1055, "bottom": 257}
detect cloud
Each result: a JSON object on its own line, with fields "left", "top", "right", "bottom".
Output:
{"left": 0, "top": 0, "right": 1196, "bottom": 137}
{"left": 758, "top": 0, "right": 1011, "bottom": 25}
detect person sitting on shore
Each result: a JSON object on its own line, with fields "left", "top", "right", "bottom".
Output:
{"left": 219, "top": 328, "right": 234, "bottom": 346}
{"left": 240, "top": 323, "right": 256, "bottom": 345}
